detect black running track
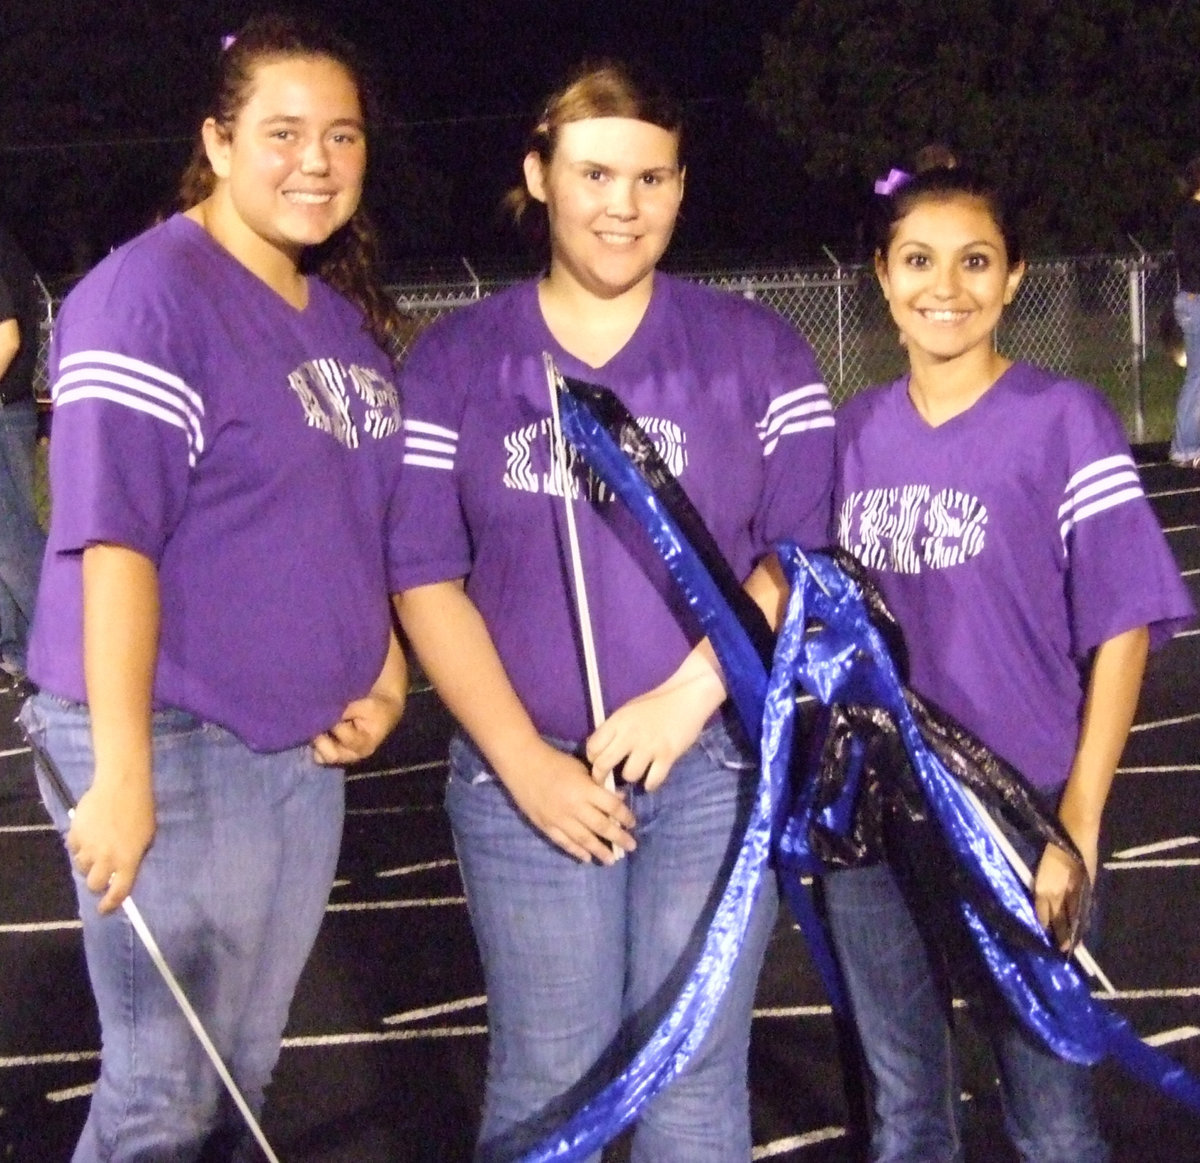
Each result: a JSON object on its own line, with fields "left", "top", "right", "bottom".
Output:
{"left": 4, "top": 445, "right": 1200, "bottom": 1162}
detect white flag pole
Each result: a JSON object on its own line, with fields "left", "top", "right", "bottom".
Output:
{"left": 543, "top": 354, "right": 623, "bottom": 859}
{"left": 27, "top": 733, "right": 283, "bottom": 1162}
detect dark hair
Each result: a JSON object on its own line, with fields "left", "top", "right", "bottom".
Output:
{"left": 505, "top": 58, "right": 685, "bottom": 238}
{"left": 1181, "top": 157, "right": 1200, "bottom": 199}
{"left": 872, "top": 164, "right": 1024, "bottom": 268}
{"left": 176, "top": 13, "right": 404, "bottom": 352}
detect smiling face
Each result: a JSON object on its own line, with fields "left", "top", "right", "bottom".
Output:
{"left": 203, "top": 54, "right": 366, "bottom": 271}
{"left": 524, "top": 116, "right": 684, "bottom": 301}
{"left": 877, "top": 193, "right": 1024, "bottom": 367}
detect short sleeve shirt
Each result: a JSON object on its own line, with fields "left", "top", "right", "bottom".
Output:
{"left": 30, "top": 215, "right": 405, "bottom": 751}
{"left": 390, "top": 274, "right": 835, "bottom": 742}
{"left": 834, "top": 362, "right": 1194, "bottom": 789}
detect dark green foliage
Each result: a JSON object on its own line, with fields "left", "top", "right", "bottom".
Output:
{"left": 751, "top": 0, "right": 1200, "bottom": 253}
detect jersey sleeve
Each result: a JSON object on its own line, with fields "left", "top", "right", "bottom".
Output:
{"left": 1062, "top": 387, "right": 1194, "bottom": 654}
{"left": 387, "top": 320, "right": 474, "bottom": 591}
{"left": 750, "top": 314, "right": 835, "bottom": 554}
{"left": 46, "top": 289, "right": 202, "bottom": 563}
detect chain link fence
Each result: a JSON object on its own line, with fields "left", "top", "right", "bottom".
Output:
{"left": 34, "top": 252, "right": 1181, "bottom": 441}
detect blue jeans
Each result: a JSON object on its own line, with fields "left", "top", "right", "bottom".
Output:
{"left": 446, "top": 722, "right": 778, "bottom": 1163}
{"left": 823, "top": 862, "right": 1109, "bottom": 1163}
{"left": 20, "top": 692, "right": 345, "bottom": 1163}
{"left": 0, "top": 398, "right": 45, "bottom": 671}
{"left": 1171, "top": 291, "right": 1200, "bottom": 462}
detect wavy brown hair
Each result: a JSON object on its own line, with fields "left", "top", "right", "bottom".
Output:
{"left": 177, "top": 13, "right": 405, "bottom": 353}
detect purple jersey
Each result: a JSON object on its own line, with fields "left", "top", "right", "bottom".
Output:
{"left": 30, "top": 215, "right": 404, "bottom": 751}
{"left": 390, "top": 274, "right": 834, "bottom": 742}
{"left": 835, "top": 362, "right": 1194, "bottom": 790}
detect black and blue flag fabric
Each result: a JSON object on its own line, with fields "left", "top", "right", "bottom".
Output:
{"left": 516, "top": 373, "right": 1200, "bottom": 1163}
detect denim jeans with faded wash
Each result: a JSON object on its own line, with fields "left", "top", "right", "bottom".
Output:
{"left": 1171, "top": 291, "right": 1200, "bottom": 463}
{"left": 0, "top": 397, "right": 45, "bottom": 671}
{"left": 822, "top": 853, "right": 1108, "bottom": 1163}
{"left": 446, "top": 720, "right": 778, "bottom": 1163}
{"left": 21, "top": 692, "right": 344, "bottom": 1162}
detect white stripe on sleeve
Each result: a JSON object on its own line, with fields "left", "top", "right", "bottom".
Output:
{"left": 53, "top": 350, "right": 205, "bottom": 466}
{"left": 403, "top": 417, "right": 458, "bottom": 471}
{"left": 757, "top": 383, "right": 834, "bottom": 457}
{"left": 1058, "top": 453, "right": 1144, "bottom": 547}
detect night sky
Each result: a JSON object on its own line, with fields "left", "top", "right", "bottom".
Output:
{"left": 8, "top": 1, "right": 1198, "bottom": 278}
{"left": 337, "top": 0, "right": 814, "bottom": 275}
{"left": 5, "top": 0, "right": 823, "bottom": 279}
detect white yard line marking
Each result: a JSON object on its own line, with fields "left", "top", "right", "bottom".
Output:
{"left": 46, "top": 1083, "right": 94, "bottom": 1104}
{"left": 1144, "top": 1026, "right": 1200, "bottom": 1048}
{"left": 1130, "top": 713, "right": 1200, "bottom": 732}
{"left": 754, "top": 1004, "right": 834, "bottom": 1019}
{"left": 1112, "top": 837, "right": 1200, "bottom": 859}
{"left": 1102, "top": 857, "right": 1200, "bottom": 870}
{"left": 752, "top": 1127, "right": 847, "bottom": 1158}
{"left": 1151, "top": 489, "right": 1200, "bottom": 502}
{"left": 376, "top": 858, "right": 458, "bottom": 879}
{"left": 1119, "top": 764, "right": 1200, "bottom": 774}
{"left": 0, "top": 1050, "right": 99, "bottom": 1069}
{"left": 326, "top": 896, "right": 466, "bottom": 913}
{"left": 0, "top": 920, "right": 81, "bottom": 934}
{"left": 345, "top": 805, "right": 442, "bottom": 817}
{"left": 345, "top": 759, "right": 446, "bottom": 783}
{"left": 1100, "top": 986, "right": 1200, "bottom": 1001}
{"left": 282, "top": 1025, "right": 487, "bottom": 1048}
{"left": 758, "top": 998, "right": 969, "bottom": 1021}
{"left": 383, "top": 995, "right": 486, "bottom": 1026}
{"left": 0, "top": 747, "right": 30, "bottom": 759}
{"left": 0, "top": 822, "right": 54, "bottom": 834}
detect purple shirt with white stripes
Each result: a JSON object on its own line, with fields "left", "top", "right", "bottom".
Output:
{"left": 30, "top": 214, "right": 404, "bottom": 751}
{"left": 389, "top": 274, "right": 835, "bottom": 743}
{"left": 834, "top": 361, "right": 1194, "bottom": 790}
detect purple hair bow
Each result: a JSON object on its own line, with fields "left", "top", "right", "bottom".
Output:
{"left": 874, "top": 168, "right": 912, "bottom": 196}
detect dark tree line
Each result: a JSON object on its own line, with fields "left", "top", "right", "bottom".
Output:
{"left": 750, "top": 0, "right": 1200, "bottom": 254}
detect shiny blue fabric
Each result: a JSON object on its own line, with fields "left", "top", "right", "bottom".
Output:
{"left": 520, "top": 383, "right": 1200, "bottom": 1161}
{"left": 772, "top": 546, "right": 1200, "bottom": 1108}
{"left": 514, "top": 385, "right": 842, "bottom": 1163}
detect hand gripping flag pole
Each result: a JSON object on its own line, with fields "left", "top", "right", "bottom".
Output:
{"left": 543, "top": 354, "right": 622, "bottom": 855}
{"left": 24, "top": 731, "right": 283, "bottom": 1163}
{"left": 958, "top": 784, "right": 1117, "bottom": 995}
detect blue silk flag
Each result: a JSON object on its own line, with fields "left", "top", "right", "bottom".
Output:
{"left": 516, "top": 375, "right": 1200, "bottom": 1162}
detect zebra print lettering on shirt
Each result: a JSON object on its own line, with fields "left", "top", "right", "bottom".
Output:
{"left": 838, "top": 485, "right": 989, "bottom": 574}
{"left": 501, "top": 415, "right": 686, "bottom": 499}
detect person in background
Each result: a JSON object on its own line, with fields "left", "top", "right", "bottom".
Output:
{"left": 0, "top": 224, "right": 46, "bottom": 690}
{"left": 20, "top": 14, "right": 408, "bottom": 1160}
{"left": 1170, "top": 156, "right": 1200, "bottom": 468}
{"left": 823, "top": 162, "right": 1193, "bottom": 1162}
{"left": 390, "top": 59, "right": 834, "bottom": 1163}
